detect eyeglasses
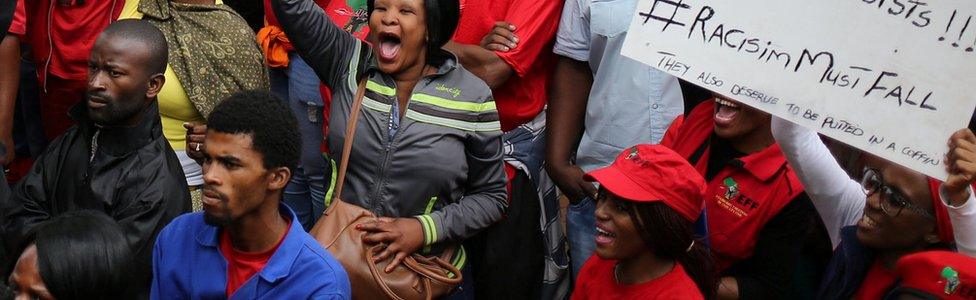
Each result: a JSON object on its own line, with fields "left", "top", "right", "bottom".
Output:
{"left": 860, "top": 168, "right": 934, "bottom": 219}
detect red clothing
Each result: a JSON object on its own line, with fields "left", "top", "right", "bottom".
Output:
{"left": 219, "top": 223, "right": 292, "bottom": 297}
{"left": 262, "top": 0, "right": 367, "bottom": 154}
{"left": 39, "top": 75, "right": 85, "bottom": 139}
{"left": 8, "top": 0, "right": 25, "bottom": 35}
{"left": 853, "top": 260, "right": 897, "bottom": 300}
{"left": 264, "top": 0, "right": 369, "bottom": 40}
{"left": 22, "top": 0, "right": 123, "bottom": 81}
{"left": 450, "top": 0, "right": 562, "bottom": 132}
{"left": 572, "top": 256, "right": 704, "bottom": 300}
{"left": 661, "top": 100, "right": 804, "bottom": 272}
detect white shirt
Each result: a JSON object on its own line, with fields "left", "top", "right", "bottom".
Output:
{"left": 771, "top": 117, "right": 976, "bottom": 257}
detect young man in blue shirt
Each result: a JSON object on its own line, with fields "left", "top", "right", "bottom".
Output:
{"left": 151, "top": 91, "right": 350, "bottom": 299}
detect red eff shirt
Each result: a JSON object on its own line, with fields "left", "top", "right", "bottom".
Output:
{"left": 853, "top": 259, "right": 897, "bottom": 300}
{"left": 661, "top": 100, "right": 804, "bottom": 271}
{"left": 219, "top": 222, "right": 291, "bottom": 297}
{"left": 571, "top": 256, "right": 704, "bottom": 300}
{"left": 450, "top": 0, "right": 562, "bottom": 132}
{"left": 22, "top": 0, "right": 123, "bottom": 81}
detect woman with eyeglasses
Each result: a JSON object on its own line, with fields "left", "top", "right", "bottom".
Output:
{"left": 771, "top": 116, "right": 976, "bottom": 299}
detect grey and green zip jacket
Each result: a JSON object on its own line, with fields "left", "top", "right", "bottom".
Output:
{"left": 272, "top": 0, "right": 508, "bottom": 250}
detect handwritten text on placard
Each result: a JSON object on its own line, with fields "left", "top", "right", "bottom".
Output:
{"left": 622, "top": 0, "right": 976, "bottom": 179}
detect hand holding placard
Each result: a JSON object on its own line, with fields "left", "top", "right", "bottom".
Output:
{"left": 622, "top": 0, "right": 976, "bottom": 179}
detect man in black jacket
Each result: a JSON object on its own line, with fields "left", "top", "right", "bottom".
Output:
{"left": 0, "top": 19, "right": 190, "bottom": 296}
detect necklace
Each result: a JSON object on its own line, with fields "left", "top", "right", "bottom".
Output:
{"left": 89, "top": 130, "right": 101, "bottom": 163}
{"left": 614, "top": 263, "right": 621, "bottom": 284}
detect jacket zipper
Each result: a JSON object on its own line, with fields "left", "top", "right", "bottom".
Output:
{"left": 366, "top": 76, "right": 432, "bottom": 216}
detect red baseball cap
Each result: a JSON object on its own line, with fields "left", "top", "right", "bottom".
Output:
{"left": 584, "top": 144, "right": 706, "bottom": 221}
{"left": 894, "top": 251, "right": 976, "bottom": 299}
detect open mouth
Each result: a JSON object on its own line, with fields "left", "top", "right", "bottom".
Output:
{"left": 377, "top": 32, "right": 402, "bottom": 63}
{"left": 858, "top": 214, "right": 880, "bottom": 231}
{"left": 714, "top": 98, "right": 741, "bottom": 126}
{"left": 595, "top": 225, "right": 617, "bottom": 247}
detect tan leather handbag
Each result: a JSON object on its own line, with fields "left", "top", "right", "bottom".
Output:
{"left": 309, "top": 80, "right": 463, "bottom": 300}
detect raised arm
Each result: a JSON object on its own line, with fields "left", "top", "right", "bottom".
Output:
{"left": 770, "top": 116, "right": 864, "bottom": 247}
{"left": 941, "top": 128, "right": 976, "bottom": 257}
{"left": 271, "top": 0, "right": 365, "bottom": 87}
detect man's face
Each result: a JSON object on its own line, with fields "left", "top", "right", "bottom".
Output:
{"left": 86, "top": 35, "right": 157, "bottom": 126}
{"left": 200, "top": 132, "right": 274, "bottom": 227}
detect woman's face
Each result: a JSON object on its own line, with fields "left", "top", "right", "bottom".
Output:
{"left": 8, "top": 244, "right": 54, "bottom": 300}
{"left": 369, "top": 0, "right": 428, "bottom": 75}
{"left": 593, "top": 191, "right": 645, "bottom": 261}
{"left": 855, "top": 156, "right": 939, "bottom": 252}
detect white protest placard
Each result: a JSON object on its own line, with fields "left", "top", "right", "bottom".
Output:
{"left": 621, "top": 0, "right": 976, "bottom": 179}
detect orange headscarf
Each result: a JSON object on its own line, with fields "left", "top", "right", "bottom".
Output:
{"left": 257, "top": 25, "right": 294, "bottom": 68}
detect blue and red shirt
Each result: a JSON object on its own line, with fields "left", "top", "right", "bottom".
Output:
{"left": 151, "top": 204, "right": 351, "bottom": 299}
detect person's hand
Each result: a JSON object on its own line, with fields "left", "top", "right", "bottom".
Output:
{"left": 184, "top": 122, "right": 207, "bottom": 162}
{"left": 944, "top": 128, "right": 976, "bottom": 206}
{"left": 480, "top": 21, "right": 518, "bottom": 52}
{"left": 357, "top": 217, "right": 425, "bottom": 273}
{"left": 547, "top": 163, "right": 598, "bottom": 204}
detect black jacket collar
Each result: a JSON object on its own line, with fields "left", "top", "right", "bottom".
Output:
{"left": 69, "top": 100, "right": 164, "bottom": 157}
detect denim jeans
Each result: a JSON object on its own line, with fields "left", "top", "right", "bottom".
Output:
{"left": 270, "top": 53, "right": 329, "bottom": 231}
{"left": 566, "top": 196, "right": 596, "bottom": 283}
{"left": 443, "top": 265, "right": 474, "bottom": 300}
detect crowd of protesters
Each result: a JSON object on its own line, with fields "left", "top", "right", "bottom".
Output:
{"left": 0, "top": 0, "right": 974, "bottom": 299}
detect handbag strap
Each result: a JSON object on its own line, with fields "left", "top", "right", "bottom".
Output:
{"left": 333, "top": 79, "right": 368, "bottom": 201}
{"left": 403, "top": 254, "right": 464, "bottom": 285}
{"left": 366, "top": 245, "right": 464, "bottom": 300}
{"left": 365, "top": 245, "right": 416, "bottom": 300}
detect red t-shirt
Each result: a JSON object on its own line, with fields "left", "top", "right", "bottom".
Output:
{"left": 571, "top": 256, "right": 704, "bottom": 300}
{"left": 22, "top": 0, "right": 124, "bottom": 81}
{"left": 853, "top": 259, "right": 898, "bottom": 300}
{"left": 450, "top": 0, "right": 562, "bottom": 132}
{"left": 219, "top": 222, "right": 292, "bottom": 297}
{"left": 8, "top": 0, "right": 25, "bottom": 36}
